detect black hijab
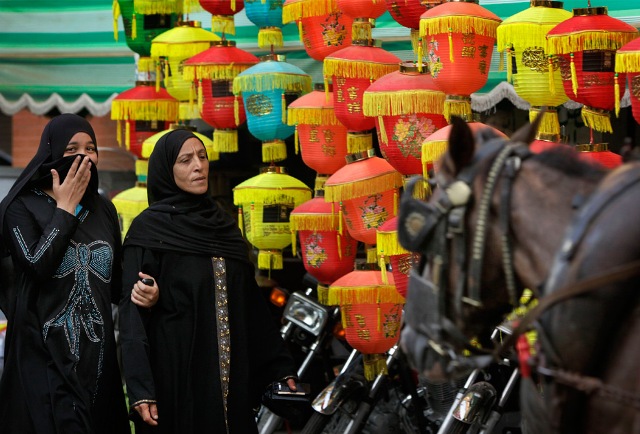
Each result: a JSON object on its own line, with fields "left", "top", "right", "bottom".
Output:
{"left": 123, "top": 129, "right": 249, "bottom": 263}
{"left": 0, "top": 113, "right": 100, "bottom": 234}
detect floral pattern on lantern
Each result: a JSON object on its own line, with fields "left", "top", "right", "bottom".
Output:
{"left": 496, "top": 0, "right": 572, "bottom": 143}
{"left": 233, "top": 54, "right": 313, "bottom": 162}
{"left": 616, "top": 35, "right": 640, "bottom": 125}
{"left": 199, "top": 0, "right": 245, "bottom": 35}
{"left": 376, "top": 216, "right": 419, "bottom": 298}
{"left": 183, "top": 40, "right": 259, "bottom": 153}
{"left": 290, "top": 191, "right": 358, "bottom": 304}
{"left": 283, "top": 0, "right": 353, "bottom": 61}
{"left": 324, "top": 149, "right": 404, "bottom": 247}
{"left": 363, "top": 61, "right": 446, "bottom": 178}
{"left": 328, "top": 270, "right": 405, "bottom": 380}
{"left": 287, "top": 83, "right": 349, "bottom": 175}
{"left": 324, "top": 40, "right": 401, "bottom": 153}
{"left": 419, "top": 0, "right": 501, "bottom": 122}
{"left": 110, "top": 81, "right": 179, "bottom": 158}
{"left": 233, "top": 166, "right": 312, "bottom": 271}
{"left": 245, "top": 0, "right": 286, "bottom": 48}
{"left": 546, "top": 7, "right": 638, "bottom": 133}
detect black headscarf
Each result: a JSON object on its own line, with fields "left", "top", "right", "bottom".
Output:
{"left": 123, "top": 129, "right": 249, "bottom": 263}
{"left": 0, "top": 113, "right": 100, "bottom": 235}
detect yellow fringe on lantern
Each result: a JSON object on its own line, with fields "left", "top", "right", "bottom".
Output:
{"left": 529, "top": 108, "right": 560, "bottom": 136}
{"left": 184, "top": 64, "right": 255, "bottom": 82}
{"left": 324, "top": 172, "right": 404, "bottom": 203}
{"left": 377, "top": 230, "right": 408, "bottom": 257}
{"left": 233, "top": 190, "right": 311, "bottom": 210}
{"left": 238, "top": 206, "right": 244, "bottom": 236}
{"left": 115, "top": 120, "right": 122, "bottom": 146}
{"left": 111, "top": 99, "right": 179, "bottom": 122}
{"left": 363, "top": 354, "right": 388, "bottom": 381}
{"left": 234, "top": 96, "right": 240, "bottom": 126}
{"left": 213, "top": 129, "right": 238, "bottom": 153}
{"left": 323, "top": 58, "right": 400, "bottom": 81}
{"left": 362, "top": 90, "right": 446, "bottom": 117}
{"left": 112, "top": 0, "right": 120, "bottom": 41}
{"left": 448, "top": 30, "right": 454, "bottom": 63}
{"left": 132, "top": 13, "right": 137, "bottom": 40}
{"left": 338, "top": 204, "right": 343, "bottom": 235}
{"left": 294, "top": 126, "right": 299, "bottom": 154}
{"left": 283, "top": 0, "right": 338, "bottom": 22}
{"left": 133, "top": 0, "right": 183, "bottom": 14}
{"left": 422, "top": 140, "right": 448, "bottom": 168}
{"left": 262, "top": 140, "right": 288, "bottom": 163}
{"left": 615, "top": 74, "right": 621, "bottom": 118}
{"left": 548, "top": 56, "right": 556, "bottom": 95}
{"left": 151, "top": 41, "right": 214, "bottom": 60}
{"left": 419, "top": 16, "right": 500, "bottom": 40}
{"left": 287, "top": 107, "right": 341, "bottom": 126}
{"left": 125, "top": 121, "right": 131, "bottom": 151}
{"left": 379, "top": 254, "right": 388, "bottom": 284}
{"left": 615, "top": 51, "right": 640, "bottom": 73}
{"left": 346, "top": 132, "right": 373, "bottom": 154}
{"left": 581, "top": 107, "right": 613, "bottom": 134}
{"left": 291, "top": 229, "right": 297, "bottom": 257}
{"left": 155, "top": 62, "right": 161, "bottom": 92}
{"left": 443, "top": 98, "right": 472, "bottom": 124}
{"left": 378, "top": 116, "right": 388, "bottom": 144}
{"left": 211, "top": 15, "right": 236, "bottom": 35}
{"left": 233, "top": 73, "right": 312, "bottom": 95}
{"left": 258, "top": 250, "right": 284, "bottom": 270}
{"left": 499, "top": 50, "right": 504, "bottom": 72}
{"left": 317, "top": 284, "right": 330, "bottom": 306}
{"left": 366, "top": 246, "right": 378, "bottom": 264}
{"left": 290, "top": 213, "right": 337, "bottom": 232}
{"left": 497, "top": 22, "right": 569, "bottom": 53}
{"left": 327, "top": 285, "right": 404, "bottom": 306}
{"left": 282, "top": 94, "right": 287, "bottom": 124}
{"left": 197, "top": 80, "right": 204, "bottom": 112}
{"left": 546, "top": 31, "right": 638, "bottom": 56}
{"left": 138, "top": 57, "right": 155, "bottom": 74}
{"left": 570, "top": 53, "right": 578, "bottom": 97}
{"left": 506, "top": 49, "right": 512, "bottom": 83}
{"left": 258, "top": 27, "right": 284, "bottom": 49}
{"left": 417, "top": 38, "right": 424, "bottom": 72}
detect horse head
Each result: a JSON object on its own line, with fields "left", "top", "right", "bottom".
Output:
{"left": 398, "top": 115, "right": 544, "bottom": 382}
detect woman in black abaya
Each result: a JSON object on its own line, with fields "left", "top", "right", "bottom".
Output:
{"left": 0, "top": 113, "right": 156, "bottom": 434}
{"left": 119, "top": 129, "right": 297, "bottom": 433}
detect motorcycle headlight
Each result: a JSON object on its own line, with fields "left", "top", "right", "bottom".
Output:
{"left": 283, "top": 292, "right": 329, "bottom": 336}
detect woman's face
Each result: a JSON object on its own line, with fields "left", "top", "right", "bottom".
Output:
{"left": 173, "top": 137, "right": 209, "bottom": 195}
{"left": 64, "top": 132, "right": 98, "bottom": 166}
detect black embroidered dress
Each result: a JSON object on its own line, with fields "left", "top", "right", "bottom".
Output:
{"left": 0, "top": 190, "right": 129, "bottom": 434}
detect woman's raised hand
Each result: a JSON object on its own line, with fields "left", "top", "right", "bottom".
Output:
{"left": 52, "top": 156, "right": 92, "bottom": 215}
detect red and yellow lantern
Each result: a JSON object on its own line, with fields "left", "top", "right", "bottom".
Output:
{"left": 376, "top": 216, "right": 419, "bottom": 298}
{"left": 324, "top": 40, "right": 401, "bottom": 153}
{"left": 419, "top": 0, "right": 501, "bottom": 122}
{"left": 199, "top": 0, "right": 245, "bottom": 35}
{"left": 110, "top": 81, "right": 179, "bottom": 158}
{"left": 363, "top": 61, "right": 446, "bottom": 178}
{"left": 183, "top": 40, "right": 259, "bottom": 153}
{"left": 290, "top": 190, "right": 358, "bottom": 304}
{"left": 616, "top": 35, "right": 640, "bottom": 125}
{"left": 546, "top": 7, "right": 638, "bottom": 133}
{"left": 336, "top": 0, "right": 387, "bottom": 40}
{"left": 233, "top": 166, "right": 312, "bottom": 271}
{"left": 328, "top": 270, "right": 405, "bottom": 379}
{"left": 576, "top": 143, "right": 622, "bottom": 169}
{"left": 283, "top": 0, "right": 353, "bottom": 62}
{"left": 287, "top": 83, "right": 349, "bottom": 175}
{"left": 497, "top": 0, "right": 572, "bottom": 144}
{"left": 385, "top": 0, "right": 429, "bottom": 55}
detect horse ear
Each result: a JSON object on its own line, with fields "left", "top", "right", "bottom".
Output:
{"left": 511, "top": 107, "right": 546, "bottom": 145}
{"left": 445, "top": 116, "right": 475, "bottom": 175}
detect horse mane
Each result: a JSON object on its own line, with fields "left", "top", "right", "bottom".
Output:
{"left": 529, "top": 146, "right": 607, "bottom": 182}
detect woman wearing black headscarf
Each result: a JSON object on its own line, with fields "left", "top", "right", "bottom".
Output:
{"left": 119, "top": 129, "right": 297, "bottom": 433}
{"left": 0, "top": 113, "right": 156, "bottom": 434}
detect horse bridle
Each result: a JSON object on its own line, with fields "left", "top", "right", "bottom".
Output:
{"left": 399, "top": 139, "right": 533, "bottom": 373}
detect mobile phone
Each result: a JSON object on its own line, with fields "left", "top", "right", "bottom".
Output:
{"left": 274, "top": 382, "right": 310, "bottom": 396}
{"left": 141, "top": 278, "right": 155, "bottom": 286}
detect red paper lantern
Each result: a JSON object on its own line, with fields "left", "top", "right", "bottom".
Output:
{"left": 576, "top": 143, "right": 622, "bottom": 169}
{"left": 183, "top": 40, "right": 259, "bottom": 152}
{"left": 287, "top": 83, "right": 349, "bottom": 175}
{"left": 110, "top": 81, "right": 179, "bottom": 158}
{"left": 616, "top": 36, "right": 640, "bottom": 125}
{"left": 419, "top": 1, "right": 501, "bottom": 122}
{"left": 283, "top": 0, "right": 353, "bottom": 62}
{"left": 363, "top": 61, "right": 446, "bottom": 176}
{"left": 199, "top": 0, "right": 245, "bottom": 35}
{"left": 385, "top": 0, "right": 429, "bottom": 54}
{"left": 376, "top": 216, "right": 419, "bottom": 298}
{"left": 324, "top": 149, "right": 404, "bottom": 246}
{"left": 324, "top": 40, "right": 401, "bottom": 153}
{"left": 328, "top": 270, "right": 405, "bottom": 379}
{"left": 337, "top": 0, "right": 388, "bottom": 40}
{"left": 290, "top": 191, "right": 358, "bottom": 303}
{"left": 547, "top": 7, "right": 638, "bottom": 133}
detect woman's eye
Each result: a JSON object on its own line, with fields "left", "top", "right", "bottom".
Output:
{"left": 65, "top": 147, "right": 76, "bottom": 153}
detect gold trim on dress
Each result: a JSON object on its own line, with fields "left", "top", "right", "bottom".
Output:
{"left": 213, "top": 257, "right": 231, "bottom": 434}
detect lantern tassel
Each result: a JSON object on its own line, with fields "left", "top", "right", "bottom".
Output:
{"left": 338, "top": 203, "right": 343, "bottom": 235}
{"left": 116, "top": 120, "right": 122, "bottom": 146}
{"left": 282, "top": 94, "right": 287, "bottom": 124}
{"left": 499, "top": 50, "right": 504, "bottom": 72}
{"left": 234, "top": 96, "right": 240, "bottom": 126}
{"left": 379, "top": 253, "right": 388, "bottom": 285}
{"left": 231, "top": 0, "right": 236, "bottom": 10}
{"left": 363, "top": 354, "right": 388, "bottom": 381}
{"left": 614, "top": 74, "right": 621, "bottom": 118}
{"left": 378, "top": 116, "right": 388, "bottom": 144}
{"left": 155, "top": 62, "right": 161, "bottom": 93}
{"left": 506, "top": 49, "right": 512, "bottom": 84}
{"left": 324, "top": 76, "right": 330, "bottom": 103}
{"left": 112, "top": 0, "right": 120, "bottom": 41}
{"left": 570, "top": 53, "right": 578, "bottom": 97}
{"left": 337, "top": 232, "right": 342, "bottom": 260}
{"left": 298, "top": 21, "right": 303, "bottom": 42}
{"left": 448, "top": 29, "right": 454, "bottom": 63}
{"left": 197, "top": 80, "right": 204, "bottom": 112}
{"left": 548, "top": 56, "right": 556, "bottom": 95}
{"left": 125, "top": 121, "right": 131, "bottom": 151}
{"left": 132, "top": 13, "right": 137, "bottom": 40}
{"left": 164, "top": 61, "right": 170, "bottom": 90}
{"left": 417, "top": 39, "right": 423, "bottom": 73}
{"left": 294, "top": 126, "right": 299, "bottom": 154}
{"left": 291, "top": 230, "right": 297, "bottom": 257}
{"left": 238, "top": 206, "right": 244, "bottom": 236}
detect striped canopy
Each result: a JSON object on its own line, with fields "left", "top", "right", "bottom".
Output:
{"left": 1, "top": 0, "right": 638, "bottom": 116}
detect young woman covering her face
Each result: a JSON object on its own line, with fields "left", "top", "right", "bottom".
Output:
{"left": 0, "top": 113, "right": 158, "bottom": 433}
{"left": 119, "top": 129, "right": 297, "bottom": 434}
